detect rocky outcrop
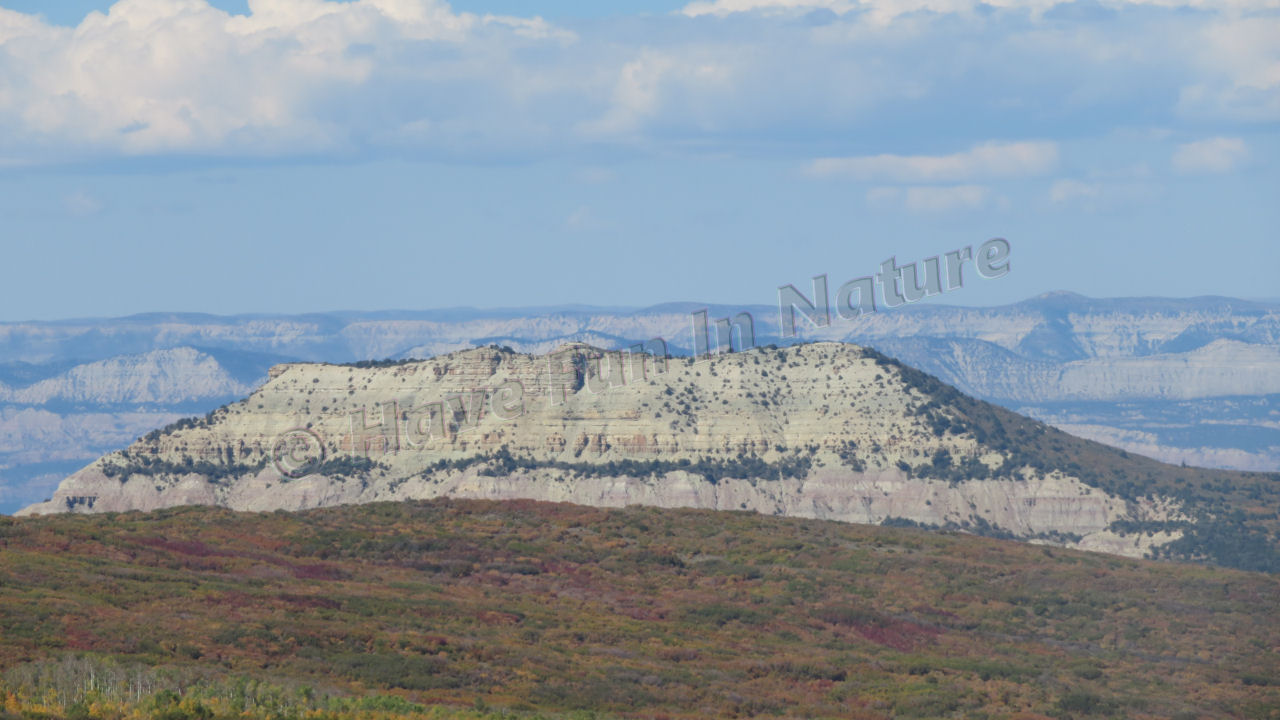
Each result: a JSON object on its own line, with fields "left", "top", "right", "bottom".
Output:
{"left": 22, "top": 342, "right": 1204, "bottom": 561}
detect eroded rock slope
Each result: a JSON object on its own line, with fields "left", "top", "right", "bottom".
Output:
{"left": 22, "top": 343, "right": 1280, "bottom": 567}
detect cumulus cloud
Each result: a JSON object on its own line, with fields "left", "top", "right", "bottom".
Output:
{"left": 1172, "top": 137, "right": 1249, "bottom": 173}
{"left": 682, "top": 0, "right": 1280, "bottom": 20}
{"left": 0, "top": 0, "right": 1274, "bottom": 164}
{"left": 0, "top": 0, "right": 575, "bottom": 158}
{"left": 809, "top": 142, "right": 1058, "bottom": 182}
{"left": 682, "top": 0, "right": 853, "bottom": 17}
{"left": 681, "top": 0, "right": 1069, "bottom": 21}
{"left": 1179, "top": 16, "right": 1280, "bottom": 121}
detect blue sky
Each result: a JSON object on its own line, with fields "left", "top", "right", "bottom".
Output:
{"left": 0, "top": 0, "right": 1276, "bottom": 321}
{"left": 0, "top": 1, "right": 688, "bottom": 23}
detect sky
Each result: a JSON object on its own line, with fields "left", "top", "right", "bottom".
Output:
{"left": 0, "top": 0, "right": 1276, "bottom": 321}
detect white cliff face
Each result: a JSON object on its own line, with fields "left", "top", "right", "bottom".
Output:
{"left": 1046, "top": 423, "right": 1280, "bottom": 472}
{"left": 31, "top": 465, "right": 1177, "bottom": 560}
{"left": 1052, "top": 340, "right": 1280, "bottom": 400}
{"left": 21, "top": 342, "right": 1195, "bottom": 561}
{"left": 881, "top": 339, "right": 1280, "bottom": 403}
{"left": 0, "top": 348, "right": 253, "bottom": 405}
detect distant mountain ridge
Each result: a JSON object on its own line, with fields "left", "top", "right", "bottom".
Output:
{"left": 4, "top": 293, "right": 1279, "bottom": 365}
{"left": 869, "top": 337, "right": 1280, "bottom": 402}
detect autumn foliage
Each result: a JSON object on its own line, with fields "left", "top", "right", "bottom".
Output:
{"left": 1, "top": 500, "right": 1277, "bottom": 719}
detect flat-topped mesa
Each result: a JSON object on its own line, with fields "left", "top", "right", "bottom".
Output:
{"left": 21, "top": 342, "right": 1205, "bottom": 560}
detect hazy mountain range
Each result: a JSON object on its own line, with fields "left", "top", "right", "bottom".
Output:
{"left": 2, "top": 291, "right": 1278, "bottom": 513}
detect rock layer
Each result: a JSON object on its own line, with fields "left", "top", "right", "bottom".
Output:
{"left": 22, "top": 343, "right": 1198, "bottom": 561}
{"left": 22, "top": 342, "right": 1205, "bottom": 561}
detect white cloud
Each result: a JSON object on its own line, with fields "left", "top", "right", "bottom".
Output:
{"left": 0, "top": 0, "right": 575, "bottom": 158}
{"left": 0, "top": 0, "right": 1273, "bottom": 164}
{"left": 810, "top": 141, "right": 1058, "bottom": 183}
{"left": 1172, "top": 137, "right": 1249, "bottom": 173}
{"left": 681, "top": 0, "right": 1058, "bottom": 21}
{"left": 867, "top": 184, "right": 992, "bottom": 211}
{"left": 1046, "top": 177, "right": 1163, "bottom": 211}
{"left": 682, "top": 0, "right": 851, "bottom": 17}
{"left": 1179, "top": 17, "right": 1280, "bottom": 121}
{"left": 579, "top": 51, "right": 681, "bottom": 138}
{"left": 577, "top": 48, "right": 735, "bottom": 139}
{"left": 682, "top": 0, "right": 1280, "bottom": 19}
